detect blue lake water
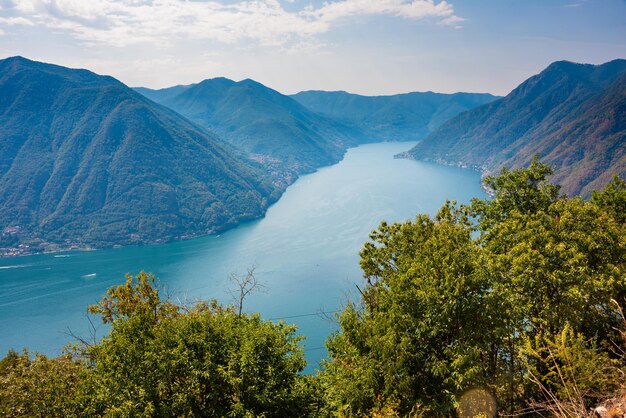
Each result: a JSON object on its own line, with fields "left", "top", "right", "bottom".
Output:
{"left": 0, "top": 141, "right": 486, "bottom": 371}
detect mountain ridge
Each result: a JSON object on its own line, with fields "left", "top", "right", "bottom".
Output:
{"left": 136, "top": 78, "right": 357, "bottom": 176}
{"left": 0, "top": 56, "right": 281, "bottom": 254}
{"left": 291, "top": 89, "right": 500, "bottom": 142}
{"left": 404, "top": 58, "right": 626, "bottom": 196}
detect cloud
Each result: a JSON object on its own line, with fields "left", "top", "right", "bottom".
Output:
{"left": 0, "top": 16, "right": 35, "bottom": 25}
{"left": 0, "top": 0, "right": 463, "bottom": 47}
{"left": 563, "top": 0, "right": 590, "bottom": 8}
{"left": 439, "top": 14, "right": 465, "bottom": 29}
{"left": 303, "top": 0, "right": 456, "bottom": 22}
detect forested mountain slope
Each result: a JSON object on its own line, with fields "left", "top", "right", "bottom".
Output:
{"left": 137, "top": 79, "right": 357, "bottom": 174}
{"left": 291, "top": 90, "right": 498, "bottom": 141}
{"left": 405, "top": 59, "right": 626, "bottom": 196}
{"left": 0, "top": 57, "right": 280, "bottom": 251}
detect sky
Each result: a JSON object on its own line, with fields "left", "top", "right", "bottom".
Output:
{"left": 0, "top": 0, "right": 624, "bottom": 96}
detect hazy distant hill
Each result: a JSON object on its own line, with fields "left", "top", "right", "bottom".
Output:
{"left": 0, "top": 57, "right": 280, "bottom": 252}
{"left": 134, "top": 84, "right": 193, "bottom": 103}
{"left": 291, "top": 90, "right": 499, "bottom": 141}
{"left": 404, "top": 59, "right": 626, "bottom": 197}
{"left": 137, "top": 79, "right": 357, "bottom": 174}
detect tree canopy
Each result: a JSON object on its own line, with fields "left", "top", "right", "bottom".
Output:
{"left": 321, "top": 161, "right": 626, "bottom": 416}
{"left": 1, "top": 273, "right": 318, "bottom": 417}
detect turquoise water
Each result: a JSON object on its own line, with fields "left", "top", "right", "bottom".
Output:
{"left": 0, "top": 142, "right": 486, "bottom": 370}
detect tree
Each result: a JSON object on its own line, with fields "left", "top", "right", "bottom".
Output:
{"left": 469, "top": 155, "right": 560, "bottom": 235}
{"left": 322, "top": 211, "right": 492, "bottom": 415}
{"left": 83, "top": 272, "right": 316, "bottom": 417}
{"left": 87, "top": 271, "right": 178, "bottom": 324}
{"left": 0, "top": 350, "right": 88, "bottom": 418}
{"left": 473, "top": 170, "right": 626, "bottom": 410}
{"left": 228, "top": 266, "right": 266, "bottom": 316}
{"left": 591, "top": 175, "right": 626, "bottom": 225}
{"left": 321, "top": 161, "right": 626, "bottom": 415}
{"left": 1, "top": 162, "right": 624, "bottom": 416}
{"left": 0, "top": 272, "right": 320, "bottom": 417}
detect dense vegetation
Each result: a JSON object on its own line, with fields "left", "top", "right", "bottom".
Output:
{"left": 406, "top": 59, "right": 626, "bottom": 197}
{"left": 137, "top": 78, "right": 355, "bottom": 175}
{"left": 321, "top": 159, "right": 626, "bottom": 416}
{"left": 291, "top": 90, "right": 498, "bottom": 142}
{"left": 0, "top": 272, "right": 320, "bottom": 417}
{"left": 0, "top": 57, "right": 281, "bottom": 253}
{"left": 2, "top": 161, "right": 625, "bottom": 416}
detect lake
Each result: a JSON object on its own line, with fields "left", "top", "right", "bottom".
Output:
{"left": 0, "top": 141, "right": 486, "bottom": 371}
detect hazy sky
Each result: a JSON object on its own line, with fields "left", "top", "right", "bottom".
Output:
{"left": 0, "top": 0, "right": 624, "bottom": 95}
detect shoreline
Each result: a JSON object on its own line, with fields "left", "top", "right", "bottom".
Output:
{"left": 0, "top": 139, "right": 448, "bottom": 259}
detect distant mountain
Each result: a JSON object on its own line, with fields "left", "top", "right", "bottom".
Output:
{"left": 291, "top": 90, "right": 499, "bottom": 142}
{"left": 134, "top": 84, "right": 193, "bottom": 103}
{"left": 136, "top": 79, "right": 357, "bottom": 175}
{"left": 405, "top": 59, "right": 626, "bottom": 197}
{"left": 0, "top": 57, "right": 281, "bottom": 253}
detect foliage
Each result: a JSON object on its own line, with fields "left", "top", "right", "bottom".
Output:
{"left": 322, "top": 212, "right": 490, "bottom": 416}
{"left": 521, "top": 326, "right": 621, "bottom": 416}
{"left": 2, "top": 160, "right": 626, "bottom": 416}
{"left": 87, "top": 271, "right": 178, "bottom": 324}
{"left": 91, "top": 306, "right": 311, "bottom": 416}
{"left": 591, "top": 175, "right": 626, "bottom": 224}
{"left": 471, "top": 155, "right": 560, "bottom": 225}
{"left": 0, "top": 349, "right": 88, "bottom": 418}
{"left": 321, "top": 161, "right": 626, "bottom": 415}
{"left": 0, "top": 272, "right": 317, "bottom": 417}
{"left": 85, "top": 273, "right": 317, "bottom": 417}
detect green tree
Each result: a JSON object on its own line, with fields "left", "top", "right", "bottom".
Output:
{"left": 321, "top": 161, "right": 626, "bottom": 415}
{"left": 87, "top": 271, "right": 178, "bottom": 324}
{"left": 474, "top": 170, "right": 626, "bottom": 409}
{"left": 1, "top": 163, "right": 624, "bottom": 417}
{"left": 0, "top": 272, "right": 320, "bottom": 417}
{"left": 0, "top": 349, "right": 88, "bottom": 418}
{"left": 83, "top": 272, "right": 317, "bottom": 417}
{"left": 591, "top": 175, "right": 626, "bottom": 225}
{"left": 468, "top": 156, "right": 560, "bottom": 235}
{"left": 322, "top": 210, "right": 492, "bottom": 416}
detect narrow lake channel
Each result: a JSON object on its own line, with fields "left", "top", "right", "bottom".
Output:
{"left": 0, "top": 141, "right": 487, "bottom": 370}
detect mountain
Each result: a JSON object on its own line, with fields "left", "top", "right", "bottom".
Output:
{"left": 0, "top": 57, "right": 281, "bottom": 253}
{"left": 291, "top": 90, "right": 499, "bottom": 141}
{"left": 136, "top": 79, "right": 357, "bottom": 175}
{"left": 405, "top": 59, "right": 626, "bottom": 197}
{"left": 134, "top": 84, "right": 193, "bottom": 103}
